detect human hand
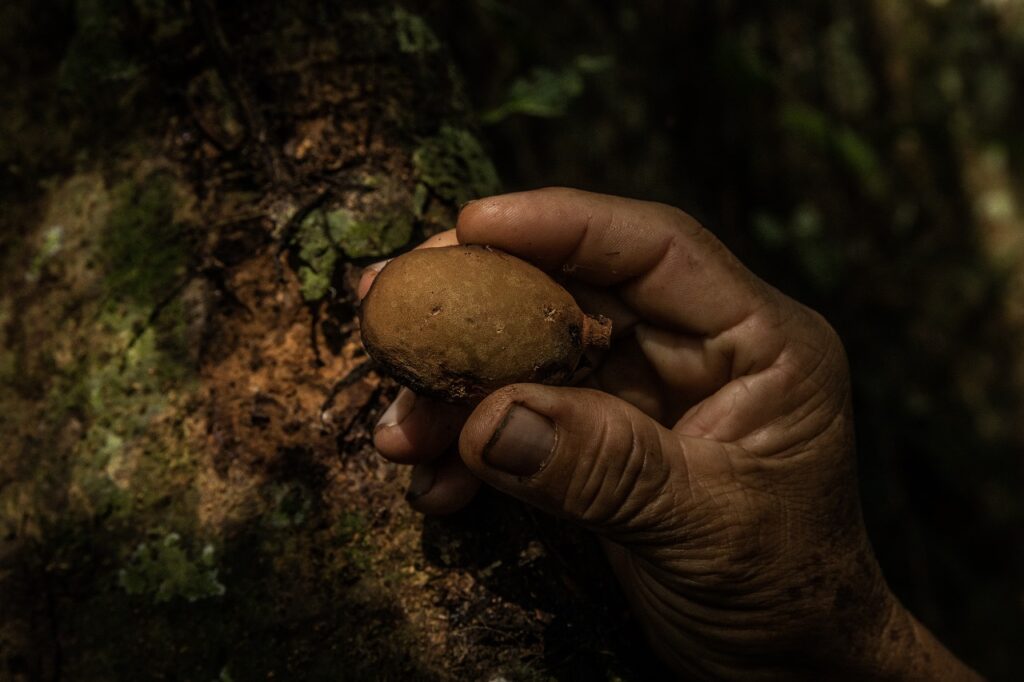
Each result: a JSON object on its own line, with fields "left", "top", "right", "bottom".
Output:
{"left": 359, "top": 189, "right": 979, "bottom": 680}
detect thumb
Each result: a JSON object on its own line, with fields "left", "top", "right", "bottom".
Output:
{"left": 459, "top": 384, "right": 695, "bottom": 544}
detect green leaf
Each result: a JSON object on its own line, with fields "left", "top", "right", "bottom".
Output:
{"left": 483, "top": 55, "right": 612, "bottom": 124}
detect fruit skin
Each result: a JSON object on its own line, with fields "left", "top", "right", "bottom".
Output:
{"left": 359, "top": 245, "right": 611, "bottom": 402}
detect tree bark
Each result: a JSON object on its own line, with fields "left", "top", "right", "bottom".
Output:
{"left": 0, "top": 2, "right": 651, "bottom": 679}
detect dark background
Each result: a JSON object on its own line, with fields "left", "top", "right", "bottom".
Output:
{"left": 430, "top": 1, "right": 1024, "bottom": 677}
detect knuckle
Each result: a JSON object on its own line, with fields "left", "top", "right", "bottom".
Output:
{"left": 663, "top": 205, "right": 722, "bottom": 252}
{"left": 800, "top": 303, "right": 842, "bottom": 344}
{"left": 746, "top": 294, "right": 848, "bottom": 362}
{"left": 562, "top": 412, "right": 626, "bottom": 525}
{"left": 563, "top": 406, "right": 672, "bottom": 534}
{"left": 795, "top": 305, "right": 849, "bottom": 372}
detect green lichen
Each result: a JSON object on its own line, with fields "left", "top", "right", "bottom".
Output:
{"left": 101, "top": 173, "right": 186, "bottom": 306}
{"left": 59, "top": 304, "right": 197, "bottom": 521}
{"left": 393, "top": 6, "right": 439, "bottom": 54}
{"left": 413, "top": 125, "right": 500, "bottom": 207}
{"left": 264, "top": 483, "right": 312, "bottom": 529}
{"left": 26, "top": 171, "right": 200, "bottom": 524}
{"left": 329, "top": 207, "right": 413, "bottom": 259}
{"left": 26, "top": 224, "right": 64, "bottom": 283}
{"left": 294, "top": 208, "right": 339, "bottom": 301}
{"left": 119, "top": 532, "right": 226, "bottom": 603}
{"left": 335, "top": 511, "right": 372, "bottom": 571}
{"left": 294, "top": 205, "right": 413, "bottom": 301}
{"left": 412, "top": 182, "right": 430, "bottom": 217}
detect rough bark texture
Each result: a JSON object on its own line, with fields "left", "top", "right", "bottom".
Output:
{"left": 0, "top": 2, "right": 654, "bottom": 680}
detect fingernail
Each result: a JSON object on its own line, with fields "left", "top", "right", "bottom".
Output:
{"left": 364, "top": 259, "right": 391, "bottom": 275}
{"left": 376, "top": 389, "right": 415, "bottom": 431}
{"left": 483, "top": 405, "right": 556, "bottom": 477}
{"left": 406, "top": 463, "right": 435, "bottom": 501}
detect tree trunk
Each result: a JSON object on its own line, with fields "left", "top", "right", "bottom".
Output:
{"left": 0, "top": 2, "right": 650, "bottom": 679}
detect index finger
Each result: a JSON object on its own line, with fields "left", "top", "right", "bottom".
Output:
{"left": 456, "top": 188, "right": 767, "bottom": 336}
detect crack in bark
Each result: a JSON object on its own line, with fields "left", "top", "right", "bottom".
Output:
{"left": 274, "top": 188, "right": 330, "bottom": 285}
{"left": 193, "top": 0, "right": 283, "bottom": 183}
{"left": 319, "top": 360, "right": 375, "bottom": 416}
{"left": 121, "top": 277, "right": 191, "bottom": 360}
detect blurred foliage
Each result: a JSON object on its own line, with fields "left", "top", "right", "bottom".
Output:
{"left": 428, "top": 0, "right": 1024, "bottom": 678}
{"left": 482, "top": 54, "right": 612, "bottom": 123}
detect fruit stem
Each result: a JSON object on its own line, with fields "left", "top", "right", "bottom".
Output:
{"left": 582, "top": 314, "right": 612, "bottom": 349}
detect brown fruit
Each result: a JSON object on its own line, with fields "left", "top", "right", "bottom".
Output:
{"left": 359, "top": 245, "right": 611, "bottom": 402}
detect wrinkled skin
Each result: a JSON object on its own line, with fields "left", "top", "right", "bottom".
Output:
{"left": 360, "top": 189, "right": 980, "bottom": 680}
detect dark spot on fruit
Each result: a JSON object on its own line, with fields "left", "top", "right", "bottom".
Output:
{"left": 568, "top": 323, "right": 581, "bottom": 347}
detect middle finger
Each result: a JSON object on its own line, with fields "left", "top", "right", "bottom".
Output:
{"left": 374, "top": 388, "right": 470, "bottom": 464}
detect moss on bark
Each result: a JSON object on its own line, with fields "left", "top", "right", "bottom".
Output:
{"left": 0, "top": 2, "right": 651, "bottom": 681}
